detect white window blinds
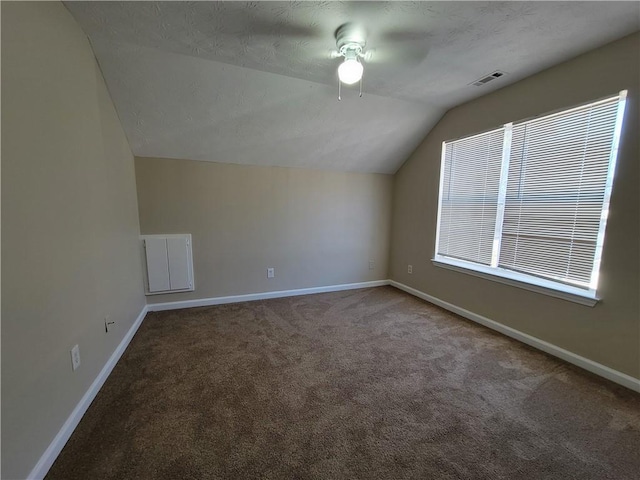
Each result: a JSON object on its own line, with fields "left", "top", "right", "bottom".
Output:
{"left": 435, "top": 91, "right": 626, "bottom": 294}
{"left": 436, "top": 128, "right": 504, "bottom": 265}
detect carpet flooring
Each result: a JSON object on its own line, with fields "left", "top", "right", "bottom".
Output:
{"left": 46, "top": 286, "right": 640, "bottom": 480}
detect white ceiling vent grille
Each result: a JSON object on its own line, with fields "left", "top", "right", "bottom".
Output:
{"left": 470, "top": 71, "right": 506, "bottom": 87}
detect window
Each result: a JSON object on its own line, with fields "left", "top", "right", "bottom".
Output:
{"left": 434, "top": 91, "right": 627, "bottom": 305}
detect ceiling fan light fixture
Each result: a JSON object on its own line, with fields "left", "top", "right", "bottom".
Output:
{"left": 334, "top": 24, "right": 366, "bottom": 98}
{"left": 338, "top": 58, "right": 363, "bottom": 85}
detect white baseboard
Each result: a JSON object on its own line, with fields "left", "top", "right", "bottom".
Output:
{"left": 389, "top": 280, "right": 640, "bottom": 393}
{"left": 27, "top": 305, "right": 149, "bottom": 480}
{"left": 146, "top": 280, "right": 391, "bottom": 312}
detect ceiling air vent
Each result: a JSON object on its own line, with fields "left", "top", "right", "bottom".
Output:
{"left": 470, "top": 71, "right": 506, "bottom": 87}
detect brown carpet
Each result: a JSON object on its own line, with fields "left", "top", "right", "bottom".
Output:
{"left": 46, "top": 286, "right": 640, "bottom": 480}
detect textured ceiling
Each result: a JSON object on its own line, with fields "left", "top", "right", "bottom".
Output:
{"left": 65, "top": 1, "right": 640, "bottom": 174}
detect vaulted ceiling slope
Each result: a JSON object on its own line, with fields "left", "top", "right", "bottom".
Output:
{"left": 65, "top": 1, "right": 639, "bottom": 174}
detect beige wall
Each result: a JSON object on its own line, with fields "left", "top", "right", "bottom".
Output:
{"left": 1, "top": 2, "right": 146, "bottom": 478}
{"left": 390, "top": 33, "right": 640, "bottom": 378}
{"left": 135, "top": 157, "right": 393, "bottom": 303}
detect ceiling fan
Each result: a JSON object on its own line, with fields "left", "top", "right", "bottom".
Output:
{"left": 328, "top": 22, "right": 431, "bottom": 100}
{"left": 331, "top": 23, "right": 367, "bottom": 100}
{"left": 209, "top": 5, "right": 432, "bottom": 98}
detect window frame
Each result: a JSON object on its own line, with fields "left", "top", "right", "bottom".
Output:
{"left": 432, "top": 91, "right": 627, "bottom": 307}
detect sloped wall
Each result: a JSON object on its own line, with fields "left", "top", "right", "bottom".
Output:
{"left": 1, "top": 2, "right": 146, "bottom": 478}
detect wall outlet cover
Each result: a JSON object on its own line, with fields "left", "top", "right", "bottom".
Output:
{"left": 71, "top": 344, "right": 81, "bottom": 371}
{"left": 267, "top": 268, "right": 275, "bottom": 278}
{"left": 408, "top": 265, "right": 413, "bottom": 274}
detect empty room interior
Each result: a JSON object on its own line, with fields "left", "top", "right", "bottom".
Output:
{"left": 2, "top": 1, "right": 640, "bottom": 479}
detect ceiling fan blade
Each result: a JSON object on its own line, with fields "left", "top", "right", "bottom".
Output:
{"left": 205, "top": 3, "right": 323, "bottom": 40}
{"left": 244, "top": 19, "right": 323, "bottom": 39}
{"left": 364, "top": 45, "right": 430, "bottom": 66}
{"left": 365, "top": 29, "right": 432, "bottom": 66}
{"left": 381, "top": 30, "right": 432, "bottom": 43}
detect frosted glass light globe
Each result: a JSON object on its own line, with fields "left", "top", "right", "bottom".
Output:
{"left": 338, "top": 59, "right": 363, "bottom": 85}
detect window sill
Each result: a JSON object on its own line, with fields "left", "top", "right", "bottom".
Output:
{"left": 431, "top": 257, "right": 599, "bottom": 307}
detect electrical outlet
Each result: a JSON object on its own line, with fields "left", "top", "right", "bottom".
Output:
{"left": 408, "top": 264, "right": 413, "bottom": 274}
{"left": 105, "top": 315, "right": 115, "bottom": 333}
{"left": 267, "top": 268, "right": 275, "bottom": 278}
{"left": 70, "top": 344, "right": 81, "bottom": 371}
{"left": 369, "top": 260, "right": 375, "bottom": 270}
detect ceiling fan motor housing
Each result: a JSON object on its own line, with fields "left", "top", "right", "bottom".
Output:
{"left": 336, "top": 23, "right": 366, "bottom": 58}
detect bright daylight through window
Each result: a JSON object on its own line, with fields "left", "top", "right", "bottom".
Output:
{"left": 433, "top": 91, "right": 627, "bottom": 305}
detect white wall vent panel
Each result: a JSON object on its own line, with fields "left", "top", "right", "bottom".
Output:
{"left": 144, "top": 237, "right": 171, "bottom": 293}
{"left": 141, "top": 234, "right": 194, "bottom": 295}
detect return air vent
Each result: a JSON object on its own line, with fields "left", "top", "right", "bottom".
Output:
{"left": 470, "top": 71, "right": 506, "bottom": 87}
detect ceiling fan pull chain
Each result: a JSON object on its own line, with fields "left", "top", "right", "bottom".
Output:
{"left": 359, "top": 75, "right": 363, "bottom": 98}
{"left": 338, "top": 77, "right": 342, "bottom": 101}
